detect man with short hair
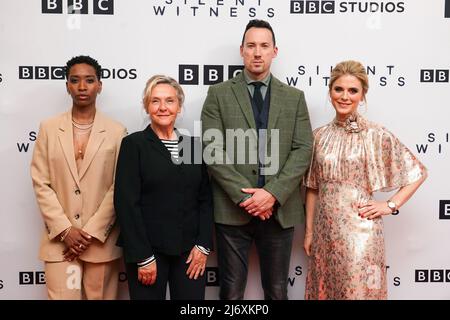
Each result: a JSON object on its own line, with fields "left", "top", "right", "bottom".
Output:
{"left": 201, "top": 20, "right": 313, "bottom": 300}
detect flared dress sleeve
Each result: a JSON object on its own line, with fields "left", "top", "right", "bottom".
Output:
{"left": 363, "top": 126, "right": 427, "bottom": 193}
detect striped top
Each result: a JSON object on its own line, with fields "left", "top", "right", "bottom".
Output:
{"left": 161, "top": 139, "right": 179, "bottom": 159}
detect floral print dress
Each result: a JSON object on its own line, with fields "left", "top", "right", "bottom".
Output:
{"left": 304, "top": 113, "right": 426, "bottom": 300}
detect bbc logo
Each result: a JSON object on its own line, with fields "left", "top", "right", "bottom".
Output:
{"left": 178, "top": 65, "right": 244, "bottom": 85}
{"left": 415, "top": 270, "right": 450, "bottom": 282}
{"left": 205, "top": 267, "right": 219, "bottom": 287}
{"left": 19, "top": 66, "right": 65, "bottom": 80}
{"left": 42, "top": 0, "right": 114, "bottom": 15}
{"left": 439, "top": 200, "right": 450, "bottom": 220}
{"left": 420, "top": 69, "right": 449, "bottom": 83}
{"left": 290, "top": 1, "right": 335, "bottom": 14}
{"left": 19, "top": 271, "right": 46, "bottom": 285}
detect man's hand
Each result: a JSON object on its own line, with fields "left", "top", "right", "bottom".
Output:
{"left": 240, "top": 188, "right": 276, "bottom": 219}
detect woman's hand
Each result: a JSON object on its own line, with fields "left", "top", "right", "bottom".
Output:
{"left": 62, "top": 227, "right": 92, "bottom": 261}
{"left": 186, "top": 247, "right": 207, "bottom": 280}
{"left": 358, "top": 200, "right": 393, "bottom": 220}
{"left": 138, "top": 262, "right": 157, "bottom": 286}
{"left": 303, "top": 232, "right": 313, "bottom": 257}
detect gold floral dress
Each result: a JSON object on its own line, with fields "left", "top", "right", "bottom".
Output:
{"left": 304, "top": 113, "right": 426, "bottom": 300}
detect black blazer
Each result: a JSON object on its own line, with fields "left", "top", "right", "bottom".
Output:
{"left": 114, "top": 125, "right": 213, "bottom": 263}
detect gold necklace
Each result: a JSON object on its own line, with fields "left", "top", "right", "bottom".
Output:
{"left": 74, "top": 139, "right": 88, "bottom": 159}
{"left": 72, "top": 118, "right": 94, "bottom": 124}
{"left": 72, "top": 120, "right": 94, "bottom": 130}
{"left": 72, "top": 119, "right": 93, "bottom": 160}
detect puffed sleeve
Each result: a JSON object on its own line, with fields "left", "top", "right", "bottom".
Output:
{"left": 363, "top": 126, "right": 427, "bottom": 193}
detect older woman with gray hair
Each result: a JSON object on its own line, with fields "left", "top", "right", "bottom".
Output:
{"left": 114, "top": 75, "right": 213, "bottom": 300}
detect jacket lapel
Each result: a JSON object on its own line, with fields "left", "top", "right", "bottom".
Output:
{"left": 57, "top": 111, "right": 80, "bottom": 188}
{"left": 78, "top": 111, "right": 106, "bottom": 180}
{"left": 144, "top": 125, "right": 173, "bottom": 161}
{"left": 267, "top": 76, "right": 283, "bottom": 143}
{"left": 231, "top": 73, "right": 257, "bottom": 132}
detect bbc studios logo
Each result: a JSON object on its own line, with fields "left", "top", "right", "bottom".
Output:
{"left": 415, "top": 269, "right": 450, "bottom": 282}
{"left": 205, "top": 267, "right": 219, "bottom": 286}
{"left": 420, "top": 69, "right": 449, "bottom": 83}
{"left": 440, "top": 200, "right": 450, "bottom": 220}
{"left": 178, "top": 64, "right": 244, "bottom": 85}
{"left": 290, "top": 1, "right": 405, "bottom": 14}
{"left": 19, "top": 66, "right": 65, "bottom": 80}
{"left": 41, "top": 0, "right": 114, "bottom": 15}
{"left": 18, "top": 271, "right": 128, "bottom": 285}
{"left": 18, "top": 66, "right": 137, "bottom": 80}
{"left": 19, "top": 271, "right": 46, "bottom": 285}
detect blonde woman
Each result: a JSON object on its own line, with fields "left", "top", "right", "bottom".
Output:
{"left": 303, "top": 60, "right": 427, "bottom": 300}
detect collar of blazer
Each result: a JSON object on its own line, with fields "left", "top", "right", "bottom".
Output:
{"left": 58, "top": 109, "right": 107, "bottom": 185}
{"left": 144, "top": 125, "right": 186, "bottom": 162}
{"left": 231, "top": 72, "right": 284, "bottom": 139}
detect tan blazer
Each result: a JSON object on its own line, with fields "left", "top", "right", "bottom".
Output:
{"left": 31, "top": 110, "right": 126, "bottom": 263}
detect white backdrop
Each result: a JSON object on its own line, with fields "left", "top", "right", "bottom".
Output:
{"left": 1, "top": 0, "right": 449, "bottom": 300}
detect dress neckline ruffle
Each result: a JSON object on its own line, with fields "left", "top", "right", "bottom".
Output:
{"left": 333, "top": 112, "right": 367, "bottom": 133}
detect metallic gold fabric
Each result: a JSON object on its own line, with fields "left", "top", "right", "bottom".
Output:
{"left": 304, "top": 113, "right": 426, "bottom": 300}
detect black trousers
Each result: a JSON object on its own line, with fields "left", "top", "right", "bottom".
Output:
{"left": 126, "top": 250, "right": 206, "bottom": 300}
{"left": 215, "top": 218, "right": 294, "bottom": 300}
